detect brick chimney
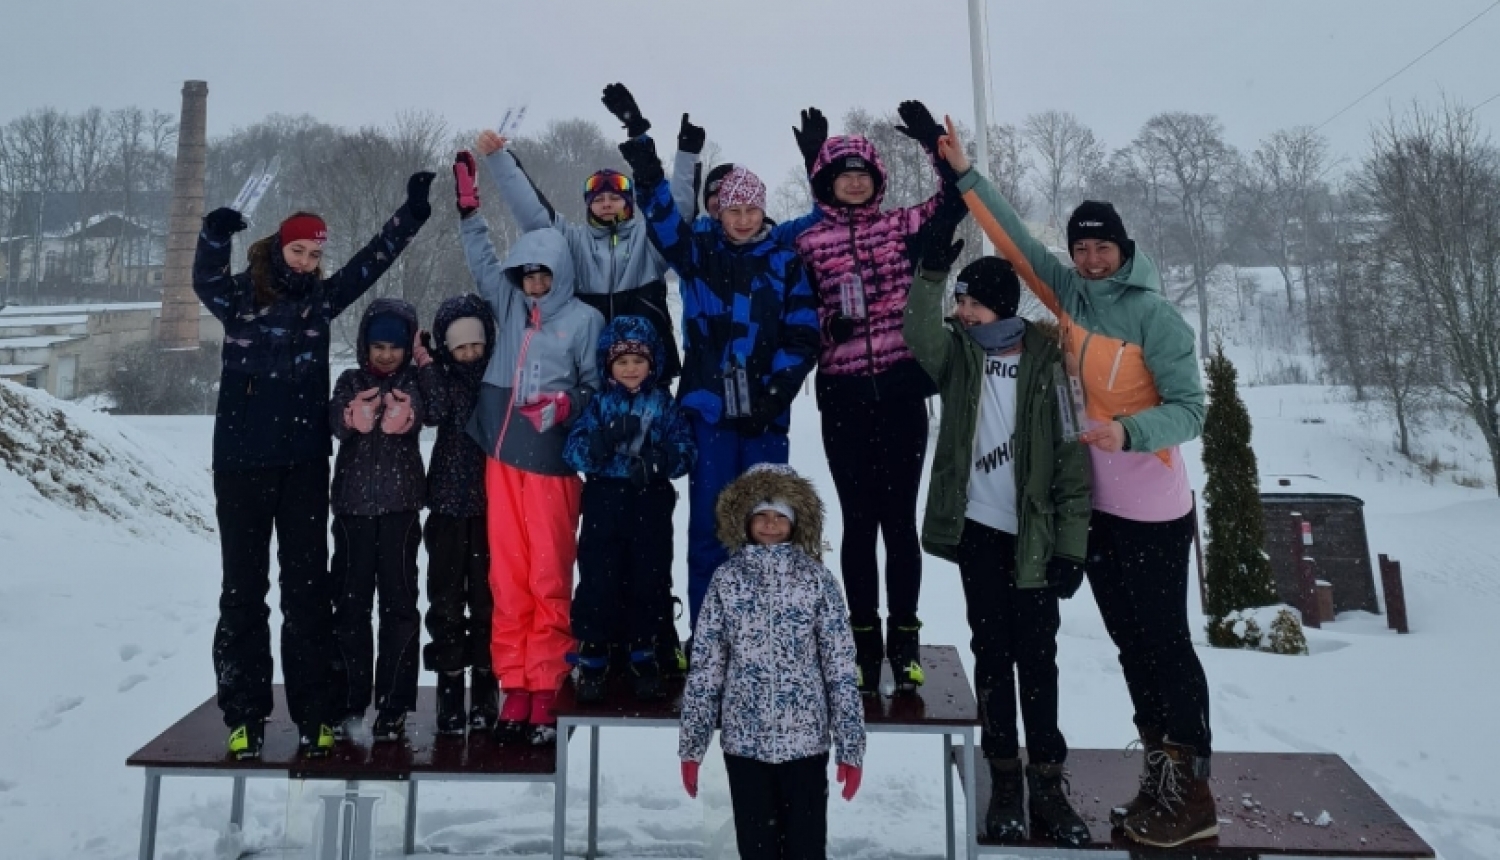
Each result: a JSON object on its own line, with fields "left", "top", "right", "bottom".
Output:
{"left": 158, "top": 80, "right": 207, "bottom": 350}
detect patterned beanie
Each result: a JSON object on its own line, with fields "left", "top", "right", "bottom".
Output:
{"left": 716, "top": 166, "right": 766, "bottom": 210}
{"left": 607, "top": 337, "right": 653, "bottom": 368}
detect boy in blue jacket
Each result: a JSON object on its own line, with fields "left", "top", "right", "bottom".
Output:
{"left": 564, "top": 315, "right": 696, "bottom": 702}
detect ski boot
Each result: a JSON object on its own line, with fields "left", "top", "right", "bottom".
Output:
{"left": 1110, "top": 727, "right": 1165, "bottom": 827}
{"left": 886, "top": 616, "right": 926, "bottom": 693}
{"left": 298, "top": 722, "right": 335, "bottom": 758}
{"left": 570, "top": 642, "right": 610, "bottom": 704}
{"left": 528, "top": 690, "right": 558, "bottom": 746}
{"left": 851, "top": 618, "right": 884, "bottom": 696}
{"left": 1027, "top": 762, "right": 1091, "bottom": 847}
{"left": 630, "top": 644, "right": 665, "bottom": 701}
{"left": 227, "top": 722, "right": 264, "bottom": 761}
{"left": 658, "top": 600, "right": 688, "bottom": 680}
{"left": 1123, "top": 742, "right": 1218, "bottom": 848}
{"left": 985, "top": 758, "right": 1025, "bottom": 842}
{"left": 469, "top": 667, "right": 499, "bottom": 732}
{"left": 371, "top": 710, "right": 406, "bottom": 742}
{"left": 436, "top": 672, "right": 466, "bottom": 735}
{"left": 493, "top": 689, "right": 531, "bottom": 744}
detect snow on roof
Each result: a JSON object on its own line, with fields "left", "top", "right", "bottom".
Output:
{"left": 0, "top": 315, "right": 89, "bottom": 328}
{"left": 0, "top": 334, "right": 86, "bottom": 349}
{"left": 0, "top": 302, "right": 159, "bottom": 316}
{"left": 0, "top": 364, "right": 45, "bottom": 376}
{"left": 1260, "top": 473, "right": 1361, "bottom": 499}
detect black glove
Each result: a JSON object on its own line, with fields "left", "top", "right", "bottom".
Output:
{"left": 406, "top": 171, "right": 436, "bottom": 222}
{"left": 605, "top": 413, "right": 642, "bottom": 445}
{"left": 602, "top": 83, "right": 651, "bottom": 138}
{"left": 894, "top": 100, "right": 945, "bottom": 154}
{"left": 1046, "top": 556, "right": 1087, "bottom": 599}
{"left": 677, "top": 113, "right": 706, "bottom": 155}
{"left": 921, "top": 238, "right": 964, "bottom": 276}
{"left": 629, "top": 446, "right": 678, "bottom": 488}
{"left": 736, "top": 391, "right": 787, "bottom": 438}
{"left": 826, "top": 314, "right": 857, "bottom": 345}
{"left": 587, "top": 427, "right": 616, "bottom": 463}
{"left": 792, "top": 107, "right": 829, "bottom": 173}
{"left": 618, "top": 137, "right": 664, "bottom": 189}
{"left": 204, "top": 207, "right": 247, "bottom": 237}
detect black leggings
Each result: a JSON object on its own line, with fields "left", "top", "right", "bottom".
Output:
{"left": 1087, "top": 510, "right": 1211, "bottom": 755}
{"left": 724, "top": 752, "right": 830, "bottom": 859}
{"left": 821, "top": 395, "right": 928, "bottom": 626}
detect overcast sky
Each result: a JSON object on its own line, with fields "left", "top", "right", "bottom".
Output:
{"left": 3, "top": 0, "right": 1498, "bottom": 188}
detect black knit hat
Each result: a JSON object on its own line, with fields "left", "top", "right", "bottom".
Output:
{"left": 955, "top": 257, "right": 1020, "bottom": 319}
{"left": 1067, "top": 200, "right": 1132, "bottom": 255}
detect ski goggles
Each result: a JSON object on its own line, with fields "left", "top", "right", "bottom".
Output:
{"left": 583, "top": 171, "right": 632, "bottom": 196}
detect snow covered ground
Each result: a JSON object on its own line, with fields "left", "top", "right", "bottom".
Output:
{"left": 1, "top": 271, "right": 1498, "bottom": 858}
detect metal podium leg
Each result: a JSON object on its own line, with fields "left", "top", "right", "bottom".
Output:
{"left": 963, "top": 729, "right": 979, "bottom": 860}
{"left": 553, "top": 720, "right": 569, "bottom": 860}
{"left": 588, "top": 726, "right": 601, "bottom": 859}
{"left": 137, "top": 769, "right": 161, "bottom": 860}
{"left": 943, "top": 735, "right": 956, "bottom": 860}
{"left": 404, "top": 780, "right": 418, "bottom": 855}
{"left": 229, "top": 776, "right": 246, "bottom": 829}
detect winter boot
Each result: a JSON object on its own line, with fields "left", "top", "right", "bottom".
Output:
{"left": 887, "top": 617, "right": 926, "bottom": 693}
{"left": 371, "top": 709, "right": 407, "bottom": 742}
{"left": 1123, "top": 742, "right": 1219, "bottom": 848}
{"left": 851, "top": 619, "right": 884, "bottom": 697}
{"left": 658, "top": 600, "right": 688, "bottom": 681}
{"left": 1110, "top": 727, "right": 1166, "bottom": 827}
{"left": 1026, "top": 762, "right": 1092, "bottom": 847}
{"left": 984, "top": 758, "right": 1025, "bottom": 842}
{"left": 528, "top": 690, "right": 558, "bottom": 746}
{"left": 227, "top": 722, "right": 264, "bottom": 760}
{"left": 297, "top": 722, "right": 335, "bottom": 758}
{"left": 630, "top": 644, "right": 665, "bottom": 701}
{"left": 571, "top": 642, "right": 611, "bottom": 704}
{"left": 468, "top": 668, "right": 499, "bottom": 732}
{"left": 436, "top": 672, "right": 466, "bottom": 735}
{"left": 493, "top": 689, "right": 531, "bottom": 744}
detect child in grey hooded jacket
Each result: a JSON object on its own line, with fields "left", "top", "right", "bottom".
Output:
{"left": 678, "top": 463, "right": 866, "bottom": 858}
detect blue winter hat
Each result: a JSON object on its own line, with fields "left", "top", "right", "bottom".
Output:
{"left": 367, "top": 313, "right": 410, "bottom": 346}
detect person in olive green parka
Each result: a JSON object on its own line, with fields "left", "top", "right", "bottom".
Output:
{"left": 903, "top": 233, "right": 1092, "bottom": 848}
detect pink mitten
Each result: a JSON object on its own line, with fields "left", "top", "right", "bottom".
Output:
{"left": 681, "top": 760, "right": 700, "bottom": 799}
{"left": 519, "top": 391, "right": 571, "bottom": 432}
{"left": 837, "top": 763, "right": 862, "bottom": 800}
{"left": 380, "top": 389, "right": 416, "bottom": 434}
{"left": 345, "top": 387, "right": 381, "bottom": 433}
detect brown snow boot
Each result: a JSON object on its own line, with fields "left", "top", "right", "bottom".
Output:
{"left": 1109, "top": 726, "right": 1165, "bottom": 827}
{"left": 1123, "top": 741, "right": 1219, "bottom": 848}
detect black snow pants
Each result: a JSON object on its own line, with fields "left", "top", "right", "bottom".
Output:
{"left": 724, "top": 752, "right": 831, "bottom": 860}
{"left": 422, "top": 512, "right": 493, "bottom": 674}
{"left": 331, "top": 511, "right": 422, "bottom": 716}
{"left": 573, "top": 477, "right": 676, "bottom": 650}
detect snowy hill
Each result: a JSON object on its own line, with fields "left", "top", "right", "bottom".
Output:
{"left": 1, "top": 269, "right": 1498, "bottom": 858}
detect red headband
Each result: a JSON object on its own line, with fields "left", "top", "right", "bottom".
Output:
{"left": 279, "top": 214, "right": 327, "bottom": 247}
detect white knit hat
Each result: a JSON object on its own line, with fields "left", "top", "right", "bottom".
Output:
{"left": 750, "top": 498, "right": 796, "bottom": 524}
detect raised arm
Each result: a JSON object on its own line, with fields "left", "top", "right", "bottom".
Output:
{"left": 670, "top": 113, "right": 707, "bottom": 222}
{"left": 478, "top": 136, "right": 563, "bottom": 233}
{"left": 623, "top": 134, "right": 697, "bottom": 278}
{"left": 459, "top": 213, "right": 521, "bottom": 328}
{"left": 901, "top": 217, "right": 967, "bottom": 383}
{"left": 193, "top": 208, "right": 250, "bottom": 323}
{"left": 324, "top": 172, "right": 434, "bottom": 318}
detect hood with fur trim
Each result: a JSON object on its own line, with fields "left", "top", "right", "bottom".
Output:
{"left": 715, "top": 463, "right": 825, "bottom": 558}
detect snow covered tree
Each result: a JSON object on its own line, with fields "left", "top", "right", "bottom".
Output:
{"left": 1201, "top": 340, "right": 1278, "bottom": 646}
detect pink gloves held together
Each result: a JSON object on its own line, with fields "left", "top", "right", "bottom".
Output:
{"left": 380, "top": 389, "right": 415, "bottom": 434}
{"left": 344, "top": 387, "right": 382, "bottom": 434}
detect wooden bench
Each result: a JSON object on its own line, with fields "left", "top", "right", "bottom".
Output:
{"left": 125, "top": 686, "right": 560, "bottom": 859}
{"left": 552, "top": 643, "right": 983, "bottom": 860}
{"left": 951, "top": 747, "right": 1435, "bottom": 858}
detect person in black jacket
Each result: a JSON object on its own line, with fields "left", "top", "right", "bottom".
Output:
{"left": 329, "top": 298, "right": 431, "bottom": 742}
{"left": 194, "top": 171, "right": 433, "bottom": 760}
{"left": 419, "top": 293, "right": 499, "bottom": 733}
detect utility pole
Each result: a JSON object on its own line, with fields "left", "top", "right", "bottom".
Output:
{"left": 967, "top": 0, "right": 992, "bottom": 254}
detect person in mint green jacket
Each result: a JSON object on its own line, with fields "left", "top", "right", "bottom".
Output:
{"left": 936, "top": 118, "right": 1214, "bottom": 850}
{"left": 903, "top": 228, "right": 1091, "bottom": 847}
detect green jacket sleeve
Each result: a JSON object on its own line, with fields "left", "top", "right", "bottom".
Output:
{"left": 902, "top": 269, "right": 955, "bottom": 386}
{"left": 956, "top": 169, "right": 1077, "bottom": 319}
{"left": 1119, "top": 301, "right": 1205, "bottom": 452}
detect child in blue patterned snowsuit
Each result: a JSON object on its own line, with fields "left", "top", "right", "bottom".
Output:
{"left": 563, "top": 315, "right": 696, "bottom": 702}
{"left": 678, "top": 463, "right": 866, "bottom": 859}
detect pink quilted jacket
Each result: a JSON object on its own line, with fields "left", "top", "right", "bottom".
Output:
{"left": 795, "top": 136, "right": 943, "bottom": 378}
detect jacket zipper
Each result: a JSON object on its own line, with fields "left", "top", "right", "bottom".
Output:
{"left": 1106, "top": 343, "right": 1125, "bottom": 391}
{"left": 608, "top": 228, "right": 618, "bottom": 319}
{"left": 494, "top": 303, "right": 541, "bottom": 460}
{"left": 846, "top": 220, "right": 879, "bottom": 400}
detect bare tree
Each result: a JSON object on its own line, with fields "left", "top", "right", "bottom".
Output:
{"left": 1235, "top": 126, "right": 1333, "bottom": 311}
{"left": 1361, "top": 100, "right": 1500, "bottom": 492}
{"left": 1023, "top": 110, "right": 1103, "bottom": 228}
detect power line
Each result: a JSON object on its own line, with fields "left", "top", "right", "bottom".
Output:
{"left": 1472, "top": 91, "right": 1500, "bottom": 112}
{"left": 1314, "top": 0, "right": 1500, "bottom": 132}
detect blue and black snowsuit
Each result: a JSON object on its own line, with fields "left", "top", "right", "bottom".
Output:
{"left": 420, "top": 294, "right": 498, "bottom": 677}
{"left": 625, "top": 136, "right": 820, "bottom": 628}
{"left": 193, "top": 202, "right": 427, "bottom": 731}
{"left": 563, "top": 315, "right": 696, "bottom": 660}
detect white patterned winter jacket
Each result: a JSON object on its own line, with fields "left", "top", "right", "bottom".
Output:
{"left": 678, "top": 543, "right": 866, "bottom": 768}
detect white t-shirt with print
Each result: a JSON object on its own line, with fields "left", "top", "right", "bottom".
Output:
{"left": 966, "top": 352, "right": 1020, "bottom": 534}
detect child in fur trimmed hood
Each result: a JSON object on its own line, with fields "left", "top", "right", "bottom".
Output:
{"left": 678, "top": 463, "right": 866, "bottom": 858}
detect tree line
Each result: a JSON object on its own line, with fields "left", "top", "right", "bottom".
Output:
{"left": 1, "top": 99, "right": 1496, "bottom": 493}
